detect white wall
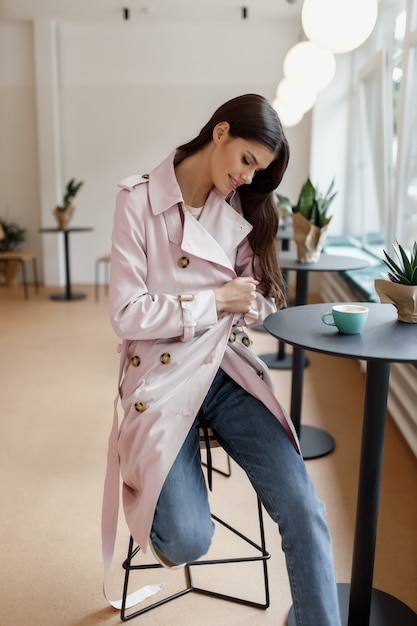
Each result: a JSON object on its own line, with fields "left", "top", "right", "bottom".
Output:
{"left": 0, "top": 22, "right": 42, "bottom": 272}
{"left": 1, "top": 17, "right": 311, "bottom": 286}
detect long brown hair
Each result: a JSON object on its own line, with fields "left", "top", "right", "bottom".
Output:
{"left": 176, "top": 94, "right": 289, "bottom": 306}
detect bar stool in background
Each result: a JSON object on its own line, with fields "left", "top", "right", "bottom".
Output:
{"left": 95, "top": 254, "right": 111, "bottom": 301}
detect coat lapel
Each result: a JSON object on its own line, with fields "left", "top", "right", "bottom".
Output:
{"left": 164, "top": 193, "right": 252, "bottom": 271}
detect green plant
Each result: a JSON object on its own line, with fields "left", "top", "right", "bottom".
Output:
{"left": 0, "top": 216, "right": 26, "bottom": 252}
{"left": 276, "top": 177, "right": 337, "bottom": 228}
{"left": 57, "top": 178, "right": 84, "bottom": 211}
{"left": 382, "top": 241, "right": 417, "bottom": 285}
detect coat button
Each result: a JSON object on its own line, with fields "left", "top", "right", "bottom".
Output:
{"left": 242, "top": 336, "right": 251, "bottom": 347}
{"left": 135, "top": 402, "right": 147, "bottom": 412}
{"left": 178, "top": 256, "right": 190, "bottom": 268}
{"left": 160, "top": 352, "right": 171, "bottom": 365}
{"left": 131, "top": 355, "right": 141, "bottom": 367}
{"left": 228, "top": 332, "right": 237, "bottom": 343}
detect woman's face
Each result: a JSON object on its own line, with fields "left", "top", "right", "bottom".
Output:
{"left": 210, "top": 122, "right": 275, "bottom": 195}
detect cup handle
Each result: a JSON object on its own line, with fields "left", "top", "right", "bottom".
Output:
{"left": 322, "top": 312, "right": 336, "bottom": 326}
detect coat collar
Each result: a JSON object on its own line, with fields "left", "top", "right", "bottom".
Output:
{"left": 149, "top": 152, "right": 252, "bottom": 270}
{"left": 148, "top": 152, "right": 184, "bottom": 214}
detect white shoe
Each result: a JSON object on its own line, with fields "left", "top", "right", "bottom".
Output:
{"left": 149, "top": 541, "right": 186, "bottom": 570}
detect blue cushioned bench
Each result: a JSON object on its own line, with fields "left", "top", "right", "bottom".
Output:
{"left": 323, "top": 235, "right": 386, "bottom": 303}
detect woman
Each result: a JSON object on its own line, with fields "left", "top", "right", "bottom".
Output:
{"left": 102, "top": 94, "right": 341, "bottom": 625}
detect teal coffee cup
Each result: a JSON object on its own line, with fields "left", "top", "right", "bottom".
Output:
{"left": 322, "top": 304, "right": 369, "bottom": 334}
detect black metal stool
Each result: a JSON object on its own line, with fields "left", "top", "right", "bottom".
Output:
{"left": 120, "top": 423, "right": 270, "bottom": 621}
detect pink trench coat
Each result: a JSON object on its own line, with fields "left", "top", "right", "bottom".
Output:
{"left": 102, "top": 153, "right": 300, "bottom": 588}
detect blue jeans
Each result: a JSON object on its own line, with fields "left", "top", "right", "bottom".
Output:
{"left": 151, "top": 369, "right": 341, "bottom": 626}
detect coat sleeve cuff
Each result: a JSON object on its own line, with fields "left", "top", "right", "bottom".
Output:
{"left": 178, "top": 291, "right": 218, "bottom": 342}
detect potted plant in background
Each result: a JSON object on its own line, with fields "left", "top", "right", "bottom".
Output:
{"left": 374, "top": 240, "right": 417, "bottom": 323}
{"left": 276, "top": 177, "right": 337, "bottom": 262}
{"left": 54, "top": 178, "right": 84, "bottom": 230}
{"left": 0, "top": 215, "right": 27, "bottom": 285}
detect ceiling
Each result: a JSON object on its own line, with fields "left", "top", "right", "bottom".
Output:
{"left": 0, "top": 0, "right": 303, "bottom": 24}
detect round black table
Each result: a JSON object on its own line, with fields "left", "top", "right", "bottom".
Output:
{"left": 264, "top": 302, "right": 417, "bottom": 626}
{"left": 261, "top": 251, "right": 369, "bottom": 460}
{"left": 39, "top": 227, "right": 93, "bottom": 301}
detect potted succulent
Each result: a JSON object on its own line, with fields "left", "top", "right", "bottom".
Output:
{"left": 0, "top": 215, "right": 27, "bottom": 284}
{"left": 374, "top": 240, "right": 417, "bottom": 323}
{"left": 54, "top": 178, "right": 84, "bottom": 230}
{"left": 277, "top": 177, "right": 337, "bottom": 262}
{"left": 0, "top": 216, "right": 26, "bottom": 251}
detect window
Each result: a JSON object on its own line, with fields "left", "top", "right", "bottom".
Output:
{"left": 350, "top": 0, "right": 417, "bottom": 256}
{"left": 357, "top": 50, "right": 391, "bottom": 253}
{"left": 395, "top": 24, "right": 417, "bottom": 248}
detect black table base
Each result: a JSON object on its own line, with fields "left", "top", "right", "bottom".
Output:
{"left": 259, "top": 351, "right": 294, "bottom": 370}
{"left": 51, "top": 292, "right": 86, "bottom": 301}
{"left": 39, "top": 227, "right": 92, "bottom": 303}
{"left": 291, "top": 345, "right": 329, "bottom": 459}
{"left": 299, "top": 425, "right": 335, "bottom": 459}
{"left": 288, "top": 583, "right": 417, "bottom": 625}
{"left": 259, "top": 351, "right": 310, "bottom": 371}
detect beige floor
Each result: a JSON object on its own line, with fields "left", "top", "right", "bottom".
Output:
{"left": 1, "top": 284, "right": 416, "bottom": 626}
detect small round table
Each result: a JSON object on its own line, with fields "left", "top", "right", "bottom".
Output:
{"left": 264, "top": 302, "right": 417, "bottom": 626}
{"left": 39, "top": 227, "right": 93, "bottom": 301}
{"left": 262, "top": 251, "right": 370, "bottom": 459}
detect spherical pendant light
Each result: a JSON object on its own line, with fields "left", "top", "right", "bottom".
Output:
{"left": 276, "top": 78, "right": 317, "bottom": 114}
{"left": 301, "top": 0, "right": 378, "bottom": 54}
{"left": 272, "top": 98, "right": 304, "bottom": 128}
{"left": 283, "top": 41, "right": 336, "bottom": 93}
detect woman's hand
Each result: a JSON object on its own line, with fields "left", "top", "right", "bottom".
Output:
{"left": 214, "top": 277, "right": 259, "bottom": 316}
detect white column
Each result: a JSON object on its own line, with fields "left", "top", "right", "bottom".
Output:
{"left": 33, "top": 20, "right": 64, "bottom": 286}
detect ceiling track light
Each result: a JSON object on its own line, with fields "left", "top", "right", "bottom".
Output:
{"left": 123, "top": 7, "right": 130, "bottom": 20}
{"left": 242, "top": 7, "right": 248, "bottom": 19}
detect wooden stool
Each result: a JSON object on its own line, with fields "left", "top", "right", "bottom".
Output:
{"left": 120, "top": 423, "right": 270, "bottom": 621}
{"left": 0, "top": 251, "right": 39, "bottom": 299}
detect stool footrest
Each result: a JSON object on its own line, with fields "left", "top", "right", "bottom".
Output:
{"left": 120, "top": 496, "right": 270, "bottom": 621}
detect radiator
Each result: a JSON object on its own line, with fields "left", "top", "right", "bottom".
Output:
{"left": 319, "top": 272, "right": 417, "bottom": 459}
